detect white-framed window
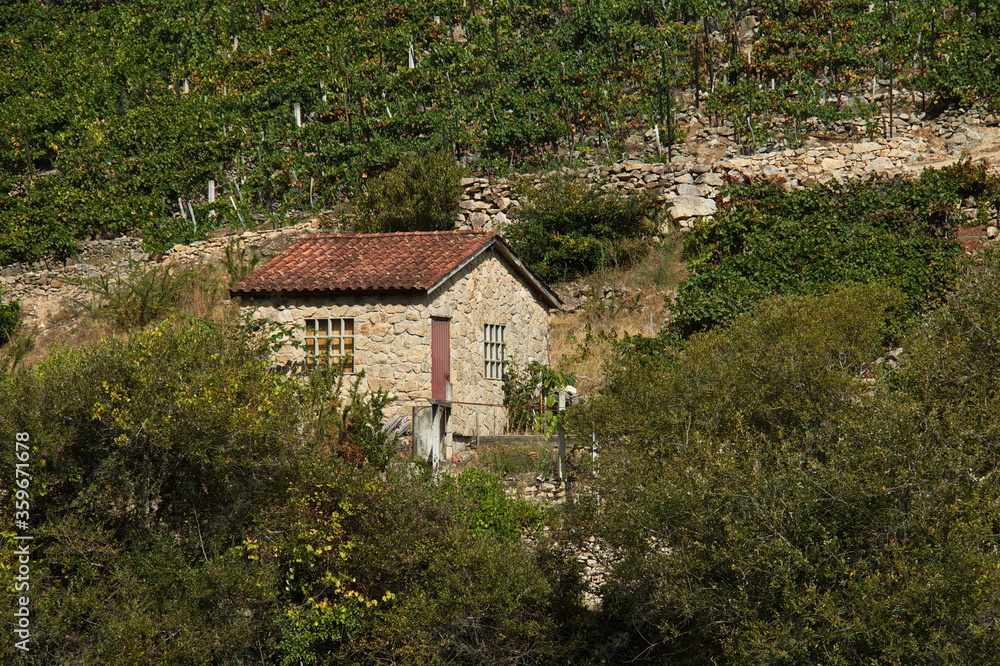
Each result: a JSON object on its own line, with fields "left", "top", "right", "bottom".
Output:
{"left": 484, "top": 324, "right": 506, "bottom": 380}
{"left": 303, "top": 318, "right": 355, "bottom": 372}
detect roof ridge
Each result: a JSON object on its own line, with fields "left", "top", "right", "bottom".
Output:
{"left": 302, "top": 230, "right": 495, "bottom": 240}
{"left": 226, "top": 230, "right": 559, "bottom": 303}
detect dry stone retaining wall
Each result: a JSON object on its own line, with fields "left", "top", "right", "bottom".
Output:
{"left": 511, "top": 484, "right": 611, "bottom": 609}
{"left": 0, "top": 223, "right": 317, "bottom": 326}
{"left": 455, "top": 108, "right": 1000, "bottom": 234}
{"left": 504, "top": 476, "right": 568, "bottom": 504}
{"left": 3, "top": 109, "right": 999, "bottom": 336}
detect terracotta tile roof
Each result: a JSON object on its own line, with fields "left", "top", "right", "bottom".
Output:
{"left": 230, "top": 230, "right": 501, "bottom": 296}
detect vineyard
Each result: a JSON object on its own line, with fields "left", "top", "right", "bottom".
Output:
{"left": 2, "top": 0, "right": 1000, "bottom": 262}
{"left": 8, "top": 4, "right": 1000, "bottom": 663}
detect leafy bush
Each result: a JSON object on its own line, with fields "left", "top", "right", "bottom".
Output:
{"left": 504, "top": 174, "right": 658, "bottom": 282}
{"left": 895, "top": 246, "right": 1000, "bottom": 421}
{"left": 141, "top": 208, "right": 215, "bottom": 255}
{"left": 71, "top": 261, "right": 200, "bottom": 330}
{"left": 574, "top": 283, "right": 1000, "bottom": 663}
{"left": 0, "top": 288, "right": 20, "bottom": 345}
{"left": 583, "top": 284, "right": 901, "bottom": 442}
{"left": 444, "top": 468, "right": 544, "bottom": 540}
{"left": 15, "top": 315, "right": 301, "bottom": 535}
{"left": 262, "top": 462, "right": 577, "bottom": 665}
{"left": 503, "top": 359, "right": 576, "bottom": 433}
{"left": 670, "top": 171, "right": 972, "bottom": 337}
{"left": 921, "top": 157, "right": 1000, "bottom": 201}
{"left": 353, "top": 151, "right": 463, "bottom": 233}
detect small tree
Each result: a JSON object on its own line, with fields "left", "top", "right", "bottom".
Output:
{"left": 503, "top": 359, "right": 576, "bottom": 434}
{"left": 504, "top": 174, "right": 658, "bottom": 282}
{"left": 354, "top": 151, "right": 463, "bottom": 233}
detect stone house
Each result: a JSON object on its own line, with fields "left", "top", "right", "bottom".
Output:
{"left": 229, "top": 230, "right": 561, "bottom": 449}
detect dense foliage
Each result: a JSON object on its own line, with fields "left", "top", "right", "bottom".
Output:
{"left": 0, "top": 315, "right": 581, "bottom": 664}
{"left": 6, "top": 248, "right": 1000, "bottom": 663}
{"left": 353, "top": 150, "right": 463, "bottom": 233}
{"left": 0, "top": 287, "right": 19, "bottom": 345}
{"left": 505, "top": 175, "right": 659, "bottom": 282}
{"left": 6, "top": 2, "right": 1000, "bottom": 659}
{"left": 572, "top": 272, "right": 1000, "bottom": 662}
{"left": 3, "top": 0, "right": 998, "bottom": 261}
{"left": 668, "top": 161, "right": 1000, "bottom": 336}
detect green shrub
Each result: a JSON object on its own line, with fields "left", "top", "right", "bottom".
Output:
{"left": 920, "top": 157, "right": 1000, "bottom": 201}
{"left": 264, "top": 463, "right": 576, "bottom": 665}
{"left": 896, "top": 246, "right": 1000, "bottom": 419}
{"left": 671, "top": 173, "right": 969, "bottom": 337}
{"left": 583, "top": 284, "right": 901, "bottom": 443}
{"left": 576, "top": 283, "right": 1000, "bottom": 663}
{"left": 504, "top": 175, "right": 659, "bottom": 282}
{"left": 444, "top": 468, "right": 544, "bottom": 540}
{"left": 141, "top": 211, "right": 213, "bottom": 255}
{"left": 71, "top": 261, "right": 200, "bottom": 330}
{"left": 920, "top": 157, "right": 1000, "bottom": 224}
{"left": 0, "top": 315, "right": 305, "bottom": 663}
{"left": 353, "top": 151, "right": 464, "bottom": 233}
{"left": 0, "top": 288, "right": 20, "bottom": 345}
{"left": 17, "top": 315, "right": 301, "bottom": 534}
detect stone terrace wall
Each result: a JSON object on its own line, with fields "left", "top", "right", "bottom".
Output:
{"left": 4, "top": 108, "right": 1000, "bottom": 336}
{"left": 455, "top": 136, "right": 939, "bottom": 233}
{"left": 455, "top": 108, "right": 1000, "bottom": 234}
{"left": 504, "top": 475, "right": 568, "bottom": 503}
{"left": 0, "top": 223, "right": 318, "bottom": 327}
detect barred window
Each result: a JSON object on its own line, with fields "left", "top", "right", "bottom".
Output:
{"left": 304, "top": 318, "right": 355, "bottom": 372}
{"left": 484, "top": 324, "right": 506, "bottom": 380}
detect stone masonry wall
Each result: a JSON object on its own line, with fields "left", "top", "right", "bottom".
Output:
{"left": 239, "top": 248, "right": 551, "bottom": 438}
{"left": 455, "top": 134, "right": 988, "bottom": 234}
{"left": 454, "top": 107, "right": 1000, "bottom": 236}
{"left": 427, "top": 250, "right": 551, "bottom": 437}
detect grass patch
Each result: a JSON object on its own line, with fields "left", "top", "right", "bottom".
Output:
{"left": 476, "top": 438, "right": 558, "bottom": 479}
{"left": 550, "top": 235, "right": 687, "bottom": 392}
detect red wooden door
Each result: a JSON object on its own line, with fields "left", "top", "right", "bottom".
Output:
{"left": 431, "top": 318, "right": 451, "bottom": 401}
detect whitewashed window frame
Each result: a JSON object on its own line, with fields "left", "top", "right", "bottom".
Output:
{"left": 484, "top": 324, "right": 506, "bottom": 380}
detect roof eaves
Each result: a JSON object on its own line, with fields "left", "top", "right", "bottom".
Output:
{"left": 228, "top": 286, "right": 426, "bottom": 298}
